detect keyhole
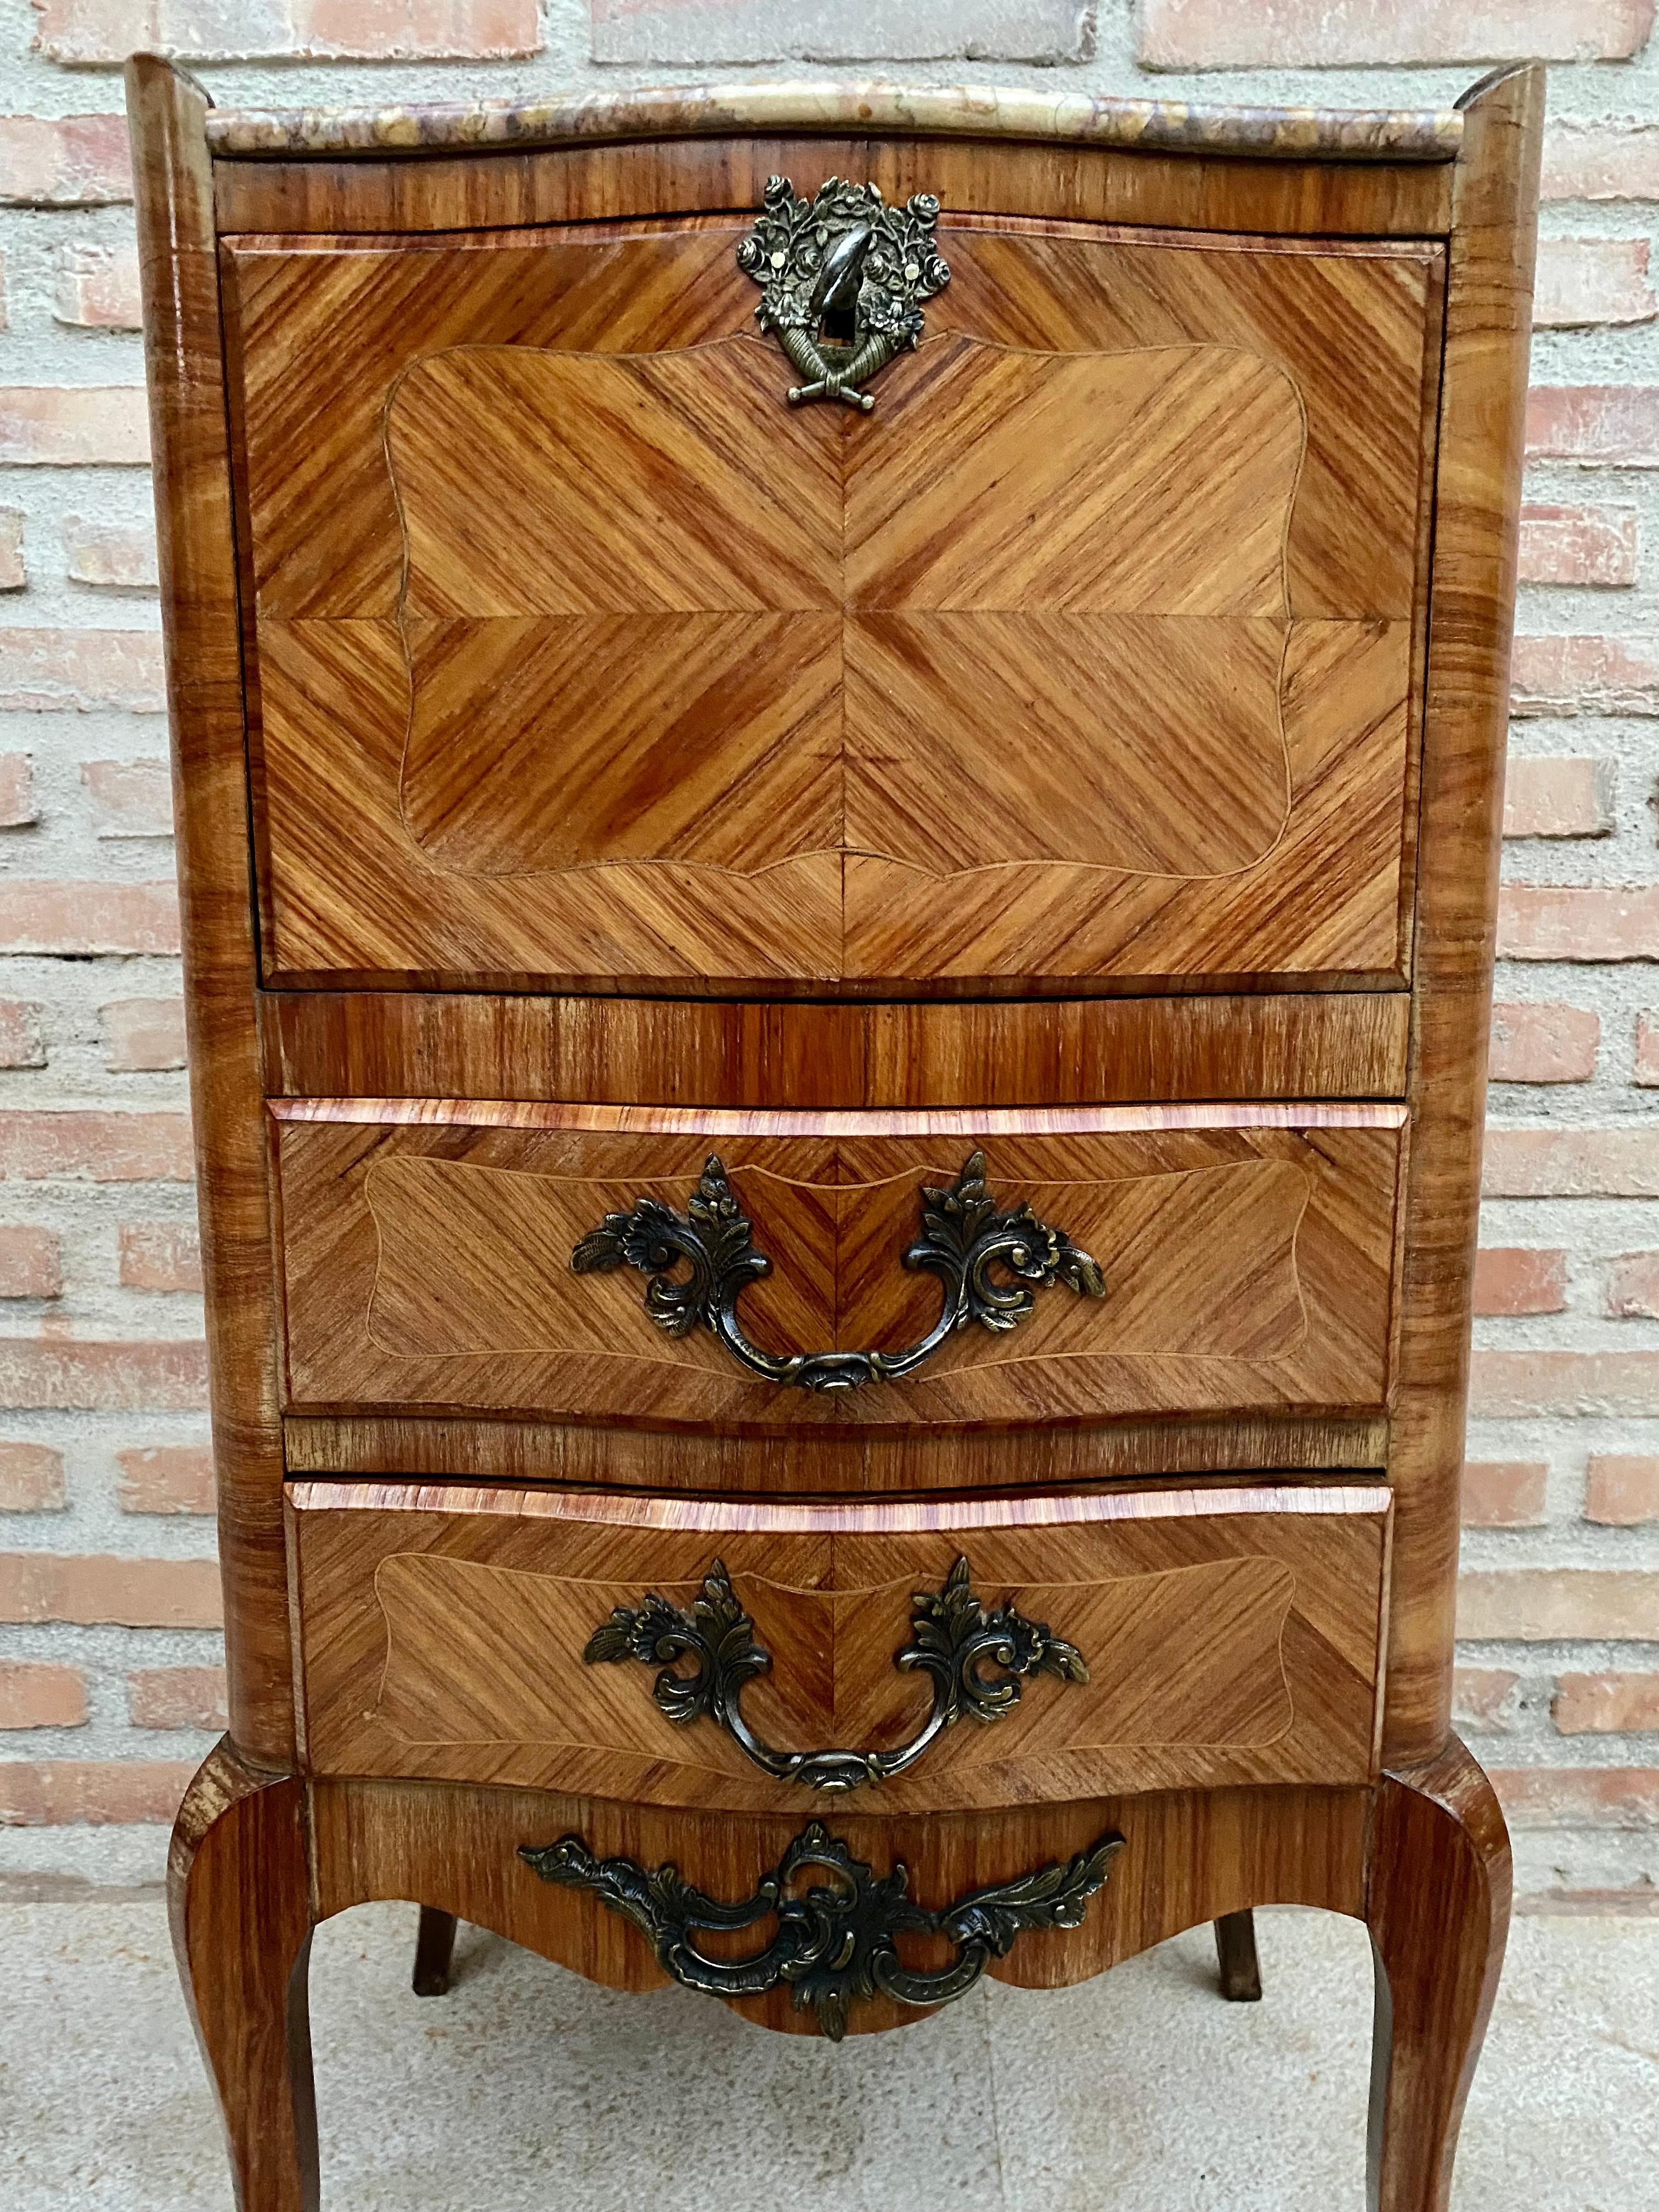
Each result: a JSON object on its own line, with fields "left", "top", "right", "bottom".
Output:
{"left": 819, "top": 299, "right": 858, "bottom": 347}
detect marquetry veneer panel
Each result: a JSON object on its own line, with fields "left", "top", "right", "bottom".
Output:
{"left": 224, "top": 218, "right": 1441, "bottom": 993}
{"left": 272, "top": 1101, "right": 1406, "bottom": 1431}
{"left": 286, "top": 1480, "right": 1391, "bottom": 1809}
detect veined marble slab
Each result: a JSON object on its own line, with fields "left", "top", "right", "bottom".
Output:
{"left": 202, "top": 80, "right": 1465, "bottom": 163}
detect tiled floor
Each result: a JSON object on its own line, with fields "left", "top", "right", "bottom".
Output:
{"left": 4, "top": 1898, "right": 1656, "bottom": 2209}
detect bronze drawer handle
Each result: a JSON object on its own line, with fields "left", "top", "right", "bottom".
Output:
{"left": 585, "top": 1554, "right": 1089, "bottom": 1795}
{"left": 521, "top": 1819, "right": 1124, "bottom": 2040}
{"left": 571, "top": 1149, "right": 1107, "bottom": 1393}
{"left": 737, "top": 174, "right": 951, "bottom": 410}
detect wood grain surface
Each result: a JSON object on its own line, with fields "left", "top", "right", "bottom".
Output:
{"left": 213, "top": 129, "right": 1456, "bottom": 240}
{"left": 272, "top": 1103, "right": 1406, "bottom": 1430}
{"left": 281, "top": 1411, "right": 1392, "bottom": 1493}
{"left": 168, "top": 1741, "right": 316, "bottom": 2211}
{"left": 1368, "top": 1738, "right": 1511, "bottom": 2211}
{"left": 287, "top": 1477, "right": 1389, "bottom": 1808}
{"left": 127, "top": 57, "right": 294, "bottom": 1768}
{"left": 1384, "top": 65, "right": 1543, "bottom": 1764}
{"left": 225, "top": 218, "right": 1440, "bottom": 992}
{"left": 260, "top": 988, "right": 1412, "bottom": 1105}
{"left": 308, "top": 1767, "right": 1371, "bottom": 2036}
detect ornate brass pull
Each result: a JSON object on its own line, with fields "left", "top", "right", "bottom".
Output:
{"left": 570, "top": 1149, "right": 1106, "bottom": 1394}
{"left": 585, "top": 1555, "right": 1088, "bottom": 1795}
{"left": 737, "top": 174, "right": 950, "bottom": 409}
{"left": 521, "top": 1819, "right": 1124, "bottom": 2040}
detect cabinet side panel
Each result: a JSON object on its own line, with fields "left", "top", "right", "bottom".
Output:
{"left": 127, "top": 57, "right": 293, "bottom": 1767}
{"left": 1384, "top": 64, "right": 1543, "bottom": 1762}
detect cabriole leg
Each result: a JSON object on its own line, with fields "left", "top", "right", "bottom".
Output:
{"left": 1366, "top": 1737, "right": 1511, "bottom": 2212}
{"left": 169, "top": 1738, "right": 318, "bottom": 2212}
{"left": 412, "top": 1906, "right": 459, "bottom": 1996}
{"left": 1213, "top": 1910, "right": 1262, "bottom": 2001}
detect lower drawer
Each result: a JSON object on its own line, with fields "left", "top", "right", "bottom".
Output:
{"left": 286, "top": 1479, "right": 1390, "bottom": 1812}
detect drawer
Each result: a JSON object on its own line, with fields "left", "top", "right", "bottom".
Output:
{"left": 286, "top": 1479, "right": 1391, "bottom": 1809}
{"left": 273, "top": 1101, "right": 1406, "bottom": 1430}
{"left": 225, "top": 215, "right": 1442, "bottom": 995}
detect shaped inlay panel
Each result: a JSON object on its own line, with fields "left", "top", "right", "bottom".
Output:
{"left": 273, "top": 1101, "right": 1405, "bottom": 1430}
{"left": 286, "top": 1480, "right": 1391, "bottom": 1807}
{"left": 225, "top": 219, "right": 1442, "bottom": 991}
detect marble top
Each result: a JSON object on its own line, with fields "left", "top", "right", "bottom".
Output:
{"left": 202, "top": 80, "right": 1465, "bottom": 164}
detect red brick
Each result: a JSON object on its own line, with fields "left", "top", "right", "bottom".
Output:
{"left": 119, "top": 1222, "right": 201, "bottom": 1293}
{"left": 116, "top": 1444, "right": 214, "bottom": 1515}
{"left": 1585, "top": 1455, "right": 1659, "bottom": 1524}
{"left": 63, "top": 518, "right": 157, "bottom": 591}
{"left": 1488, "top": 1001, "right": 1599, "bottom": 1083}
{"left": 1510, "top": 634, "right": 1659, "bottom": 716}
{"left": 1462, "top": 1459, "right": 1548, "bottom": 1528}
{"left": 1606, "top": 1253, "right": 1659, "bottom": 1319}
{"left": 0, "top": 1001, "right": 44, "bottom": 1074}
{"left": 0, "top": 1660, "right": 85, "bottom": 1728}
{"left": 1492, "top": 1767, "right": 1659, "bottom": 1828}
{"left": 1452, "top": 1666, "right": 1521, "bottom": 1732}
{"left": 101, "top": 997, "right": 186, "bottom": 1074}
{"left": 0, "top": 386, "right": 146, "bottom": 465}
{"left": 53, "top": 241, "right": 140, "bottom": 330}
{"left": 0, "top": 1758, "right": 193, "bottom": 1825}
{"left": 126, "top": 1664, "right": 227, "bottom": 1731}
{"left": 1554, "top": 1672, "right": 1659, "bottom": 1734}
{"left": 1137, "top": 0, "right": 1654, "bottom": 66}
{"left": 1502, "top": 757, "right": 1614, "bottom": 837}
{"left": 33, "top": 0, "right": 543, "bottom": 64}
{"left": 0, "top": 506, "right": 24, "bottom": 590}
{"left": 0, "top": 1340, "right": 206, "bottom": 1412}
{"left": 82, "top": 758, "right": 171, "bottom": 836}
{"left": 0, "top": 628, "right": 163, "bottom": 712}
{"left": 0, "top": 881, "right": 178, "bottom": 955}
{"left": 1499, "top": 886, "right": 1659, "bottom": 960}
{"left": 0, "top": 114, "right": 132, "bottom": 205}
{"left": 1458, "top": 1568, "right": 1659, "bottom": 1640}
{"left": 0, "top": 1441, "right": 64, "bottom": 1511}
{"left": 1534, "top": 237, "right": 1657, "bottom": 326}
{"left": 1544, "top": 121, "right": 1659, "bottom": 200}
{"left": 1518, "top": 501, "right": 1639, "bottom": 586}
{"left": 1483, "top": 1127, "right": 1659, "bottom": 1197}
{"left": 0, "top": 750, "right": 33, "bottom": 826}
{"left": 1527, "top": 385, "right": 1659, "bottom": 465}
{"left": 1473, "top": 1246, "right": 1567, "bottom": 1316}
{"left": 0, "top": 1109, "right": 190, "bottom": 1182}
{"left": 296, "top": 1, "right": 546, "bottom": 57}
{"left": 1471, "top": 1350, "right": 1659, "bottom": 1417}
{"left": 0, "top": 1551, "right": 219, "bottom": 1628}
{"left": 1639, "top": 1013, "right": 1659, "bottom": 1086}
{"left": 0, "top": 1227, "right": 61, "bottom": 1299}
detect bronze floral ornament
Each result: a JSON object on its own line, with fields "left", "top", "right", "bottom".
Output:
{"left": 737, "top": 174, "right": 951, "bottom": 408}
{"left": 521, "top": 1821, "right": 1125, "bottom": 2039}
{"left": 570, "top": 1149, "right": 1106, "bottom": 1393}
{"left": 585, "top": 1554, "right": 1090, "bottom": 1793}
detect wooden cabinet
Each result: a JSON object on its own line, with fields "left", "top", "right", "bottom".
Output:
{"left": 134, "top": 54, "right": 1537, "bottom": 2211}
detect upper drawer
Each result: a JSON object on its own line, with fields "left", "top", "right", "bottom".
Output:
{"left": 224, "top": 215, "right": 1444, "bottom": 995}
{"left": 273, "top": 1100, "right": 1406, "bottom": 1431}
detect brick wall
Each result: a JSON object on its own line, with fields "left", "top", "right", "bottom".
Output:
{"left": 1, "top": 0, "right": 1657, "bottom": 1901}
